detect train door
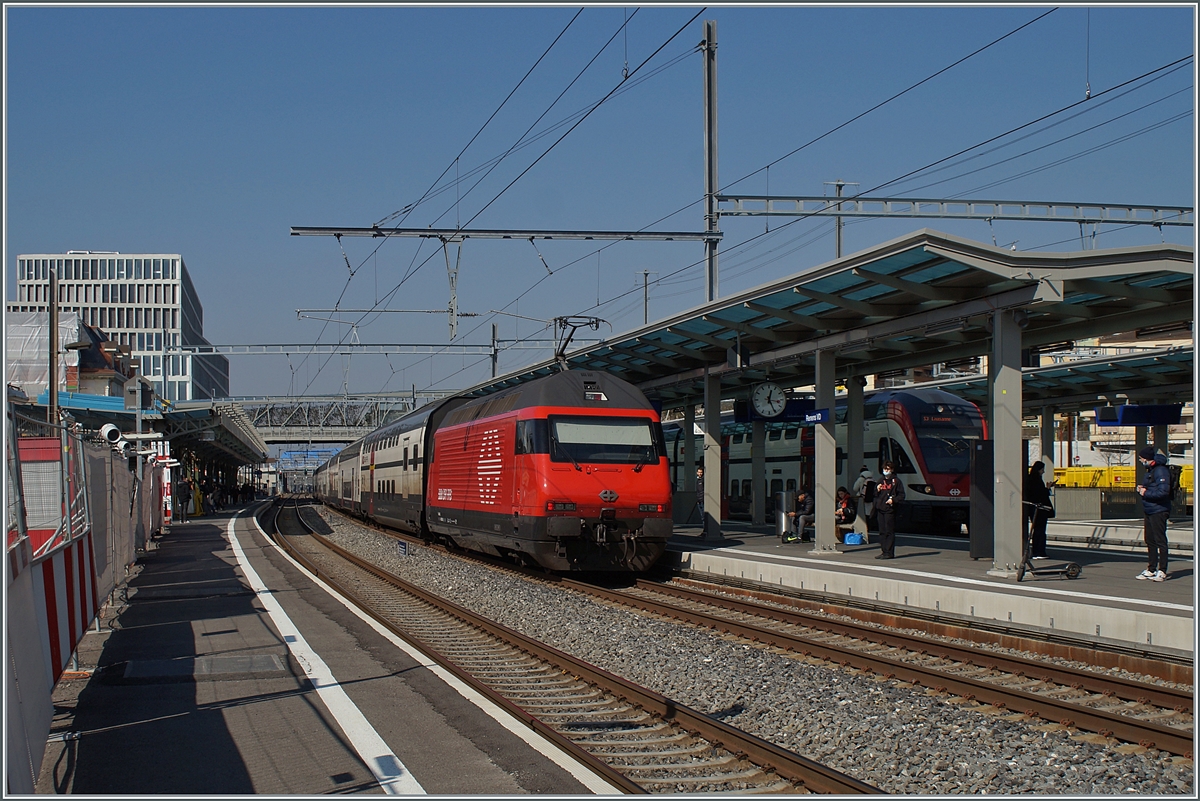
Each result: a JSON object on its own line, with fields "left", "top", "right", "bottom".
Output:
{"left": 364, "top": 448, "right": 374, "bottom": 515}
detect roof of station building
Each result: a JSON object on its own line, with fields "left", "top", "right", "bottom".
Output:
{"left": 460, "top": 229, "right": 1194, "bottom": 411}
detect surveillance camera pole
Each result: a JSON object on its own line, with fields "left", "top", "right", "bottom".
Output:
{"left": 48, "top": 266, "right": 58, "bottom": 426}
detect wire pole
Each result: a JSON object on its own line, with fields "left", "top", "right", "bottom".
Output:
{"left": 48, "top": 266, "right": 58, "bottom": 425}
{"left": 703, "top": 19, "right": 719, "bottom": 303}
{"left": 644, "top": 271, "right": 649, "bottom": 325}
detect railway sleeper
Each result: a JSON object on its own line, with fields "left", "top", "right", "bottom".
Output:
{"left": 630, "top": 767, "right": 779, "bottom": 785}
{"left": 484, "top": 676, "right": 578, "bottom": 690}
{"left": 551, "top": 710, "right": 655, "bottom": 727}
{"left": 564, "top": 723, "right": 677, "bottom": 742}
{"left": 540, "top": 708, "right": 645, "bottom": 724}
{"left": 499, "top": 689, "right": 605, "bottom": 703}
{"left": 598, "top": 744, "right": 727, "bottom": 762}
{"left": 588, "top": 742, "right": 711, "bottom": 758}
{"left": 514, "top": 698, "right": 618, "bottom": 712}
{"left": 610, "top": 754, "right": 740, "bottom": 770}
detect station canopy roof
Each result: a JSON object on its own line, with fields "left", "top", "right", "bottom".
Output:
{"left": 46, "top": 392, "right": 269, "bottom": 467}
{"left": 922, "top": 345, "right": 1194, "bottom": 415}
{"left": 461, "top": 229, "right": 1194, "bottom": 412}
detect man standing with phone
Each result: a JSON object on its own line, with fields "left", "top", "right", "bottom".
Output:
{"left": 1135, "top": 447, "right": 1172, "bottom": 581}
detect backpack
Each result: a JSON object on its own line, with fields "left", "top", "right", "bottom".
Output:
{"left": 862, "top": 480, "right": 876, "bottom": 503}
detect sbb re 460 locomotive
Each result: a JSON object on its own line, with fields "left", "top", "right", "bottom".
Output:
{"left": 314, "top": 370, "right": 673, "bottom": 571}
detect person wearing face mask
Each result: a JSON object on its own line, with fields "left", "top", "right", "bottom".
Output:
{"left": 874, "top": 461, "right": 905, "bottom": 559}
{"left": 1135, "top": 446, "right": 1172, "bottom": 581}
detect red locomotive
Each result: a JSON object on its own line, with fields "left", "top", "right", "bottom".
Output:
{"left": 315, "top": 370, "right": 672, "bottom": 571}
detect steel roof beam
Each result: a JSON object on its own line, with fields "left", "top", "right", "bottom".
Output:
{"left": 851, "top": 266, "right": 973, "bottom": 302}
{"left": 1066, "top": 277, "right": 1189, "bottom": 304}
{"left": 665, "top": 326, "right": 733, "bottom": 351}
{"left": 701, "top": 315, "right": 786, "bottom": 343}
{"left": 742, "top": 301, "right": 841, "bottom": 331}
{"left": 792, "top": 286, "right": 908, "bottom": 317}
{"left": 606, "top": 344, "right": 684, "bottom": 370}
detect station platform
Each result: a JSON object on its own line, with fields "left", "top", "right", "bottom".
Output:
{"left": 36, "top": 504, "right": 611, "bottom": 795}
{"left": 662, "top": 519, "right": 1195, "bottom": 658}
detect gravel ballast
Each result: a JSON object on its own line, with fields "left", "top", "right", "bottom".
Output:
{"left": 303, "top": 507, "right": 1194, "bottom": 795}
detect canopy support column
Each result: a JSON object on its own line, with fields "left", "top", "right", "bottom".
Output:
{"left": 813, "top": 350, "right": 838, "bottom": 552}
{"left": 702, "top": 368, "right": 723, "bottom": 540}
{"left": 751, "top": 419, "right": 766, "bottom": 525}
{"left": 987, "top": 310, "right": 1025, "bottom": 577}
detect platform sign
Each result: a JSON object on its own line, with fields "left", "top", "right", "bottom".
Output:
{"left": 803, "top": 408, "right": 830, "bottom": 424}
{"left": 397, "top": 540, "right": 408, "bottom": 557}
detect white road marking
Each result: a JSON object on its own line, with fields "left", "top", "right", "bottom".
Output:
{"left": 249, "top": 511, "right": 620, "bottom": 795}
{"left": 226, "top": 514, "right": 425, "bottom": 795}
{"left": 674, "top": 544, "right": 1193, "bottom": 613}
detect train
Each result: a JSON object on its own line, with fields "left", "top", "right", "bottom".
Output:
{"left": 314, "top": 370, "right": 673, "bottom": 571}
{"left": 664, "top": 386, "right": 988, "bottom": 535}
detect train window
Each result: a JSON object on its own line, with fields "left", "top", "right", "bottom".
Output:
{"left": 786, "top": 479, "right": 796, "bottom": 492}
{"left": 516, "top": 419, "right": 549, "bottom": 454}
{"left": 879, "top": 437, "right": 916, "bottom": 474}
{"left": 744, "top": 431, "right": 752, "bottom": 444}
{"left": 770, "top": 479, "right": 783, "bottom": 495}
{"left": 742, "top": 480, "right": 751, "bottom": 498}
{"left": 730, "top": 480, "right": 739, "bottom": 497}
{"left": 391, "top": 480, "right": 395, "bottom": 496}
{"left": 732, "top": 433, "right": 744, "bottom": 444}
{"left": 412, "top": 445, "right": 419, "bottom": 468}
{"left": 784, "top": 427, "right": 798, "bottom": 440}
{"left": 548, "top": 416, "right": 657, "bottom": 465}
{"left": 403, "top": 447, "right": 408, "bottom": 470}
{"left": 768, "top": 429, "right": 782, "bottom": 441}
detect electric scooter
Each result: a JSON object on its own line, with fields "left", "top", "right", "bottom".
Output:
{"left": 1016, "top": 501, "right": 1082, "bottom": 582}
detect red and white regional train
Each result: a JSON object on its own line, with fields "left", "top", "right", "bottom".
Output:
{"left": 314, "top": 370, "right": 673, "bottom": 571}
{"left": 665, "top": 386, "right": 987, "bottom": 535}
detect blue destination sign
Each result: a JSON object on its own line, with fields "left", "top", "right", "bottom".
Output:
{"left": 804, "top": 408, "right": 830, "bottom": 424}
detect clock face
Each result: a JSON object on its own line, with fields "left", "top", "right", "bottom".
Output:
{"left": 752, "top": 382, "right": 787, "bottom": 418}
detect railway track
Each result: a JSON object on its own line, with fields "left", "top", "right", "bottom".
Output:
{"left": 268, "top": 500, "right": 881, "bottom": 794}
{"left": 300, "top": 499, "right": 1193, "bottom": 760}
{"left": 562, "top": 578, "right": 1194, "bottom": 760}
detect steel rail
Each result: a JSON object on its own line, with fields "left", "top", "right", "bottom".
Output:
{"left": 268, "top": 501, "right": 881, "bottom": 794}
{"left": 565, "top": 579, "right": 1193, "bottom": 759}
{"left": 628, "top": 579, "right": 1193, "bottom": 713}
{"left": 266, "top": 502, "right": 643, "bottom": 794}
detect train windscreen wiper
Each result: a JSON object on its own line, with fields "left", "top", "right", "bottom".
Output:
{"left": 552, "top": 436, "right": 583, "bottom": 471}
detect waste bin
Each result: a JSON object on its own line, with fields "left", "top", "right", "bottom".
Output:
{"left": 775, "top": 491, "right": 795, "bottom": 540}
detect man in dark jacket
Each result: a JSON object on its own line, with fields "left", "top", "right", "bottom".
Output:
{"left": 1135, "top": 447, "right": 1172, "bottom": 581}
{"left": 874, "top": 461, "right": 905, "bottom": 559}
{"left": 786, "top": 490, "right": 815, "bottom": 543}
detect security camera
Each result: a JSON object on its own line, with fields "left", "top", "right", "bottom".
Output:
{"left": 100, "top": 423, "right": 126, "bottom": 445}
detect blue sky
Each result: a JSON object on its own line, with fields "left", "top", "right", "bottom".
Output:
{"left": 5, "top": 4, "right": 1196, "bottom": 398}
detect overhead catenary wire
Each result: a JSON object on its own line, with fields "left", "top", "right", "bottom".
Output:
{"left": 428, "top": 8, "right": 645, "bottom": 229}
{"left": 300, "top": 10, "right": 705, "bottom": 395}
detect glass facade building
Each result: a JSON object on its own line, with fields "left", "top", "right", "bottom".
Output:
{"left": 10, "top": 252, "right": 230, "bottom": 401}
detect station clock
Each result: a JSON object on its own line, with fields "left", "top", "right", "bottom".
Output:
{"left": 751, "top": 381, "right": 787, "bottom": 418}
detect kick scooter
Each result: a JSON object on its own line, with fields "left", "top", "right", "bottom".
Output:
{"left": 1016, "top": 501, "right": 1082, "bottom": 582}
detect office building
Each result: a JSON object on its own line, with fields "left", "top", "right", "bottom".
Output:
{"left": 9, "top": 252, "right": 229, "bottom": 401}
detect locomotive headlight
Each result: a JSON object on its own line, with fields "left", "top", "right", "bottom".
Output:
{"left": 910, "top": 484, "right": 935, "bottom": 495}
{"left": 546, "top": 501, "right": 577, "bottom": 512}
{"left": 638, "top": 503, "right": 664, "bottom": 513}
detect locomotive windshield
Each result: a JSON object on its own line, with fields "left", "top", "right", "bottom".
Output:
{"left": 545, "top": 415, "right": 661, "bottom": 465}
{"left": 903, "top": 396, "right": 985, "bottom": 474}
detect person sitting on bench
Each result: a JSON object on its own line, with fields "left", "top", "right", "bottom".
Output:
{"left": 786, "top": 490, "right": 815, "bottom": 543}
